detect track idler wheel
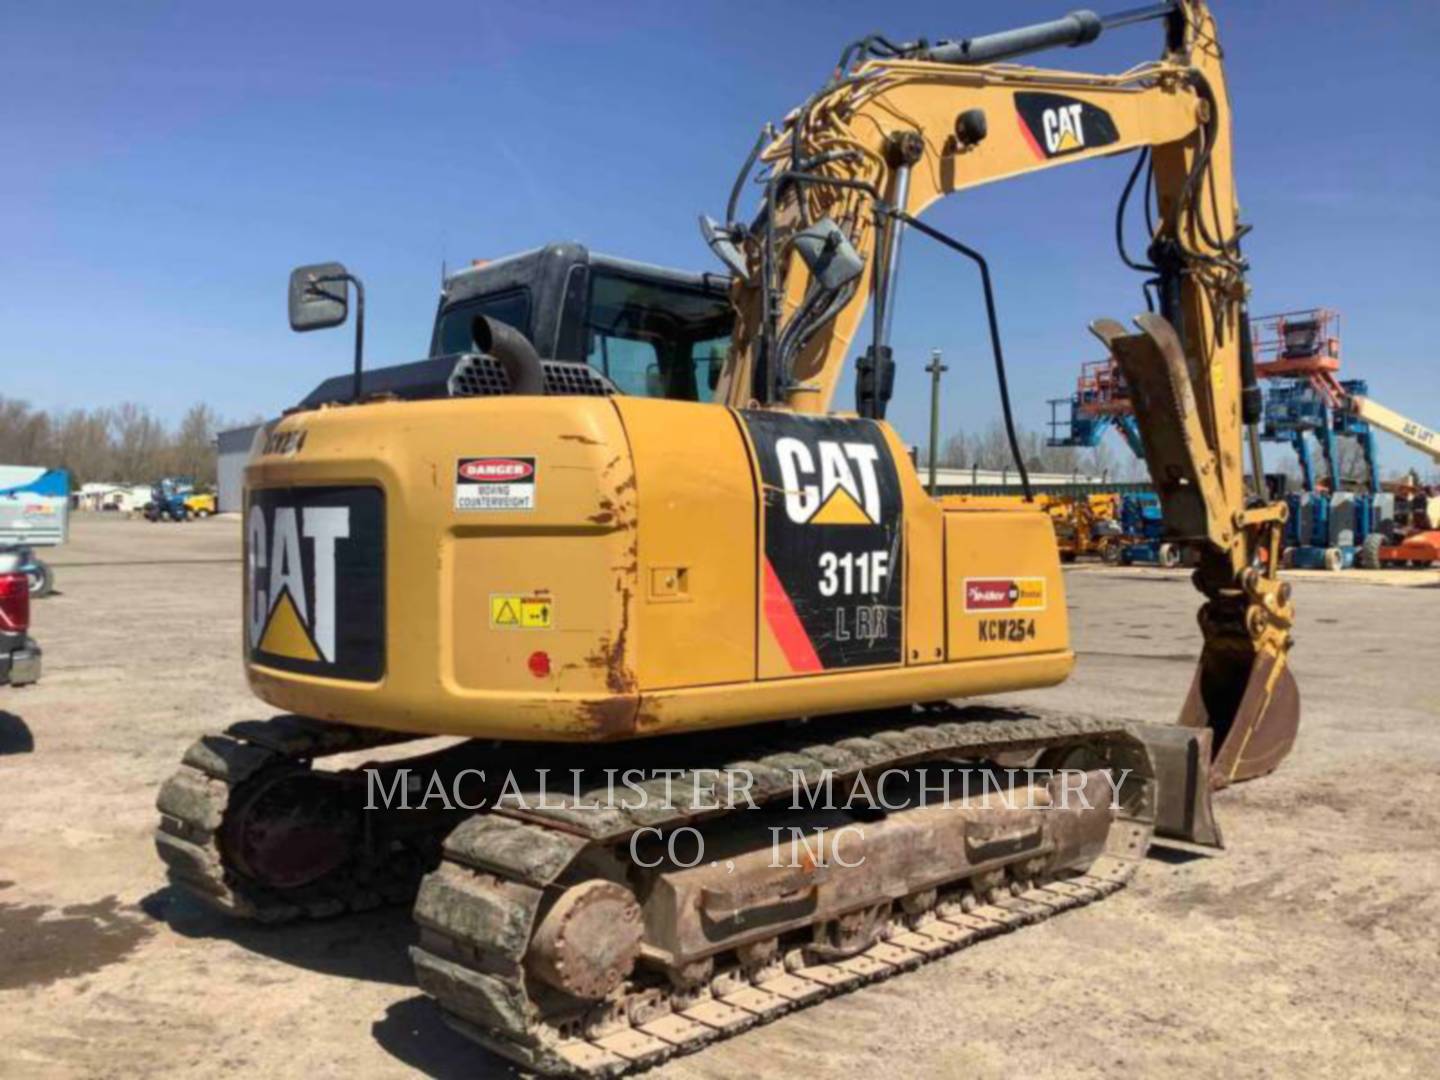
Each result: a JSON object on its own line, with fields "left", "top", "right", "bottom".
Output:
{"left": 221, "top": 767, "right": 361, "bottom": 891}
{"left": 528, "top": 881, "right": 644, "bottom": 1001}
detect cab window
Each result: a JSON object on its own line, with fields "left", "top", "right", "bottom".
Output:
{"left": 584, "top": 273, "right": 732, "bottom": 401}
{"left": 435, "top": 289, "right": 531, "bottom": 355}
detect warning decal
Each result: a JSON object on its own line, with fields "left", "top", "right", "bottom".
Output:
{"left": 456, "top": 457, "right": 536, "bottom": 511}
{"left": 743, "top": 411, "right": 903, "bottom": 671}
{"left": 490, "top": 594, "right": 553, "bottom": 629}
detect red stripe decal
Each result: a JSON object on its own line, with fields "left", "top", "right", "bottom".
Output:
{"left": 1016, "top": 110, "right": 1045, "bottom": 160}
{"left": 763, "top": 558, "right": 823, "bottom": 673}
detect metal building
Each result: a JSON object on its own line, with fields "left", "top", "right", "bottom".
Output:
{"left": 215, "top": 424, "right": 265, "bottom": 513}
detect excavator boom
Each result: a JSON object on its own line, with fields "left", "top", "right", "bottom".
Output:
{"left": 711, "top": 0, "right": 1298, "bottom": 789}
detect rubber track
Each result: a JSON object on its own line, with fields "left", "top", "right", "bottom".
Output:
{"left": 410, "top": 706, "right": 1154, "bottom": 1076}
{"left": 154, "top": 715, "right": 423, "bottom": 922}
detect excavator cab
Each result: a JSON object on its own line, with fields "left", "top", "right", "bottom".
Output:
{"left": 297, "top": 244, "right": 735, "bottom": 409}
{"left": 432, "top": 244, "right": 734, "bottom": 402}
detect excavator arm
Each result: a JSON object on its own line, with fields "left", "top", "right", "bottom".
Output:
{"left": 711, "top": 0, "right": 1299, "bottom": 789}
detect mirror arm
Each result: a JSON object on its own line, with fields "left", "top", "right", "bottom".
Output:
{"left": 311, "top": 272, "right": 366, "bottom": 401}
{"left": 887, "top": 208, "right": 1031, "bottom": 501}
{"left": 349, "top": 274, "right": 365, "bottom": 402}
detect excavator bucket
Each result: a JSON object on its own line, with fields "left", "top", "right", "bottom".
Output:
{"left": 1126, "top": 644, "right": 1300, "bottom": 847}
{"left": 1181, "top": 649, "right": 1301, "bottom": 788}
{"left": 1091, "top": 315, "right": 1301, "bottom": 838}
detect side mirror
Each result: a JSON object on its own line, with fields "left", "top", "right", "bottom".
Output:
{"left": 288, "top": 262, "right": 350, "bottom": 332}
{"left": 287, "top": 262, "right": 367, "bottom": 402}
{"left": 699, "top": 215, "right": 749, "bottom": 282}
{"left": 794, "top": 217, "right": 863, "bottom": 293}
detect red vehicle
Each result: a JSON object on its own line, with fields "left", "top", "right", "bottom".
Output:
{"left": 0, "top": 551, "right": 41, "bottom": 686}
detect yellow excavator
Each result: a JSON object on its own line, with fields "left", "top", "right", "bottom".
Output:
{"left": 157, "top": 2, "right": 1300, "bottom": 1073}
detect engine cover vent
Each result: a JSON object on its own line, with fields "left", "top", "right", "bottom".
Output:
{"left": 447, "top": 354, "right": 617, "bottom": 398}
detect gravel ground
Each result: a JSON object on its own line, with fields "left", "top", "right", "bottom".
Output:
{"left": 1, "top": 514, "right": 1436, "bottom": 1079}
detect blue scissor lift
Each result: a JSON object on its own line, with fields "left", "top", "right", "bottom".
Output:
{"left": 1253, "top": 310, "right": 1382, "bottom": 570}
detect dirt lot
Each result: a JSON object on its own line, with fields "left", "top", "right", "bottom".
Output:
{"left": 2, "top": 514, "right": 1437, "bottom": 1079}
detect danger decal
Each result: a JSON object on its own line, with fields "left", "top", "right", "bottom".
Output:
{"left": 1015, "top": 91, "right": 1119, "bottom": 160}
{"left": 455, "top": 457, "right": 536, "bottom": 511}
{"left": 743, "top": 412, "right": 903, "bottom": 672}
{"left": 246, "top": 486, "right": 384, "bottom": 680}
{"left": 963, "top": 577, "right": 1047, "bottom": 614}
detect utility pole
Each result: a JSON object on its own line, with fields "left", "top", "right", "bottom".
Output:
{"left": 925, "top": 349, "right": 948, "bottom": 495}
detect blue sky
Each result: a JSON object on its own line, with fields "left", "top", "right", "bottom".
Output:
{"left": 3, "top": 1, "right": 1437, "bottom": 473}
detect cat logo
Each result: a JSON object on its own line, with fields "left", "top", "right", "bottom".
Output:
{"left": 1015, "top": 91, "right": 1119, "bottom": 160}
{"left": 774, "top": 437, "right": 882, "bottom": 526}
{"left": 246, "top": 487, "right": 385, "bottom": 680}
{"left": 1042, "top": 103, "right": 1086, "bottom": 154}
{"left": 744, "top": 412, "right": 904, "bottom": 672}
{"left": 249, "top": 506, "right": 348, "bottom": 663}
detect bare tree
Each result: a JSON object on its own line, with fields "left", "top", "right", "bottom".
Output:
{"left": 938, "top": 432, "right": 968, "bottom": 468}
{"left": 0, "top": 398, "right": 33, "bottom": 462}
{"left": 171, "top": 403, "right": 221, "bottom": 486}
{"left": 110, "top": 403, "right": 168, "bottom": 483}
{"left": 1016, "top": 429, "right": 1080, "bottom": 474}
{"left": 0, "top": 397, "right": 53, "bottom": 465}
{"left": 931, "top": 423, "right": 1084, "bottom": 475}
{"left": 0, "top": 396, "right": 236, "bottom": 489}
{"left": 968, "top": 421, "right": 1014, "bottom": 470}
{"left": 1082, "top": 438, "right": 1117, "bottom": 481}
{"left": 53, "top": 408, "right": 114, "bottom": 485}
{"left": 1334, "top": 435, "right": 1375, "bottom": 490}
